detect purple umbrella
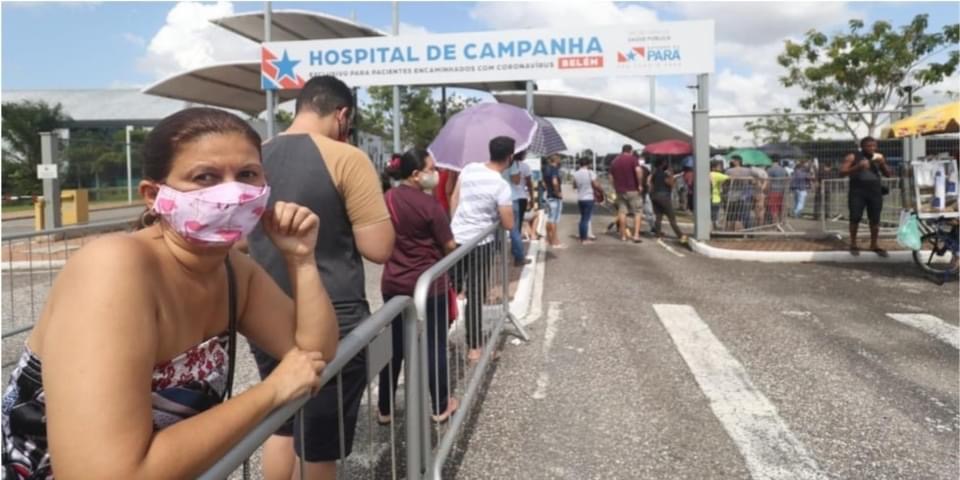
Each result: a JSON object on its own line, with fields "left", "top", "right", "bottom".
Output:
{"left": 428, "top": 103, "right": 538, "bottom": 172}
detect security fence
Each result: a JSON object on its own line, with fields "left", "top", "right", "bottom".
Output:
{"left": 1, "top": 219, "right": 137, "bottom": 343}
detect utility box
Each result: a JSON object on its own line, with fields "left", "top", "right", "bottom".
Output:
{"left": 33, "top": 198, "right": 45, "bottom": 231}
{"left": 60, "top": 189, "right": 89, "bottom": 225}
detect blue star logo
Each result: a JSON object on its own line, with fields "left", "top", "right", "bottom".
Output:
{"left": 271, "top": 50, "right": 300, "bottom": 82}
{"left": 627, "top": 51, "right": 636, "bottom": 61}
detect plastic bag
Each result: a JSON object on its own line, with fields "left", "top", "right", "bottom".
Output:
{"left": 896, "top": 211, "right": 922, "bottom": 251}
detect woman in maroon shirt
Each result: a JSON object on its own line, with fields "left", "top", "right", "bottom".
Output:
{"left": 378, "top": 149, "right": 459, "bottom": 423}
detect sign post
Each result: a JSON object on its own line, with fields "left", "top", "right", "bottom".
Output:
{"left": 693, "top": 73, "right": 710, "bottom": 241}
{"left": 39, "top": 132, "right": 62, "bottom": 230}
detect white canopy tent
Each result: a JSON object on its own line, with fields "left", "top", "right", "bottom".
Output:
{"left": 493, "top": 90, "right": 695, "bottom": 146}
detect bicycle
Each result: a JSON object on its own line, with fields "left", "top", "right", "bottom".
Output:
{"left": 912, "top": 214, "right": 959, "bottom": 282}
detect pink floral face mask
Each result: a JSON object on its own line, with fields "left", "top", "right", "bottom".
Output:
{"left": 153, "top": 182, "right": 270, "bottom": 245}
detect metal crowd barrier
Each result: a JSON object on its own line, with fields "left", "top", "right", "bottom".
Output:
{"left": 412, "top": 223, "right": 527, "bottom": 479}
{"left": 2, "top": 218, "right": 136, "bottom": 340}
{"left": 201, "top": 224, "right": 527, "bottom": 480}
{"left": 201, "top": 296, "right": 416, "bottom": 480}
{"left": 711, "top": 177, "right": 902, "bottom": 238}
{"left": 820, "top": 178, "right": 903, "bottom": 235}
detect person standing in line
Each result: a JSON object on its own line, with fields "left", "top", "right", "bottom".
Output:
{"left": 572, "top": 157, "right": 603, "bottom": 245}
{"left": 247, "top": 75, "right": 395, "bottom": 480}
{"left": 790, "top": 160, "right": 813, "bottom": 218}
{"left": 449, "top": 136, "right": 516, "bottom": 364}
{"left": 709, "top": 160, "right": 730, "bottom": 230}
{"left": 378, "top": 149, "right": 459, "bottom": 425}
{"left": 506, "top": 151, "right": 534, "bottom": 266}
{"left": 840, "top": 136, "right": 893, "bottom": 256}
{"left": 766, "top": 160, "right": 789, "bottom": 225}
{"left": 648, "top": 158, "right": 689, "bottom": 245}
{"left": 725, "top": 156, "right": 758, "bottom": 231}
{"left": 434, "top": 167, "right": 458, "bottom": 215}
{"left": 609, "top": 144, "right": 645, "bottom": 242}
{"left": 682, "top": 163, "right": 695, "bottom": 213}
{"left": 542, "top": 153, "right": 566, "bottom": 249}
{"left": 751, "top": 163, "right": 770, "bottom": 226}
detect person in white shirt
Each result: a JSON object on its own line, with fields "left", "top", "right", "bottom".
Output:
{"left": 572, "top": 157, "right": 603, "bottom": 244}
{"left": 506, "top": 152, "right": 534, "bottom": 266}
{"left": 449, "top": 136, "right": 516, "bottom": 363}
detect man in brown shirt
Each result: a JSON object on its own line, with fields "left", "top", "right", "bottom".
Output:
{"left": 247, "top": 75, "right": 394, "bottom": 480}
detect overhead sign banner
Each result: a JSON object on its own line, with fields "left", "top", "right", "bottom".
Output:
{"left": 261, "top": 20, "right": 714, "bottom": 90}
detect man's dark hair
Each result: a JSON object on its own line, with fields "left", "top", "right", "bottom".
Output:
{"left": 710, "top": 160, "right": 722, "bottom": 170}
{"left": 295, "top": 75, "right": 354, "bottom": 116}
{"left": 579, "top": 157, "right": 591, "bottom": 167}
{"left": 730, "top": 155, "right": 743, "bottom": 166}
{"left": 489, "top": 136, "right": 515, "bottom": 162}
{"left": 860, "top": 136, "right": 877, "bottom": 148}
{"left": 622, "top": 144, "right": 633, "bottom": 153}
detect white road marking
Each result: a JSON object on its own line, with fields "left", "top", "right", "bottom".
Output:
{"left": 653, "top": 304, "right": 826, "bottom": 480}
{"left": 886, "top": 313, "right": 960, "bottom": 349}
{"left": 657, "top": 239, "right": 686, "bottom": 257}
{"left": 532, "top": 301, "right": 562, "bottom": 400}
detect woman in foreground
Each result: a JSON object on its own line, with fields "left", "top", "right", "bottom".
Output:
{"left": 2, "top": 108, "right": 338, "bottom": 479}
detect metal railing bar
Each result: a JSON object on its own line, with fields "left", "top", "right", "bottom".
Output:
{"left": 197, "top": 295, "right": 412, "bottom": 480}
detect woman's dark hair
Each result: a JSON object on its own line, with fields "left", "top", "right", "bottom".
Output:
{"left": 143, "top": 107, "right": 262, "bottom": 182}
{"left": 139, "top": 107, "right": 262, "bottom": 227}
{"left": 385, "top": 149, "right": 431, "bottom": 181}
{"left": 655, "top": 158, "right": 668, "bottom": 169}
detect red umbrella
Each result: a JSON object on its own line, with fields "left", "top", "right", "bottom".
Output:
{"left": 643, "top": 139, "right": 692, "bottom": 156}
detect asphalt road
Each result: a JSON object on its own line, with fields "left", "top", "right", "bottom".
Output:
{"left": 452, "top": 197, "right": 959, "bottom": 480}
{"left": 1, "top": 205, "right": 143, "bottom": 236}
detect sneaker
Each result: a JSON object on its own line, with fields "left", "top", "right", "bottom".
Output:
{"left": 513, "top": 258, "right": 532, "bottom": 267}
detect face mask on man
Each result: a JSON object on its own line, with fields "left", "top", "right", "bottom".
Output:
{"left": 152, "top": 181, "right": 270, "bottom": 245}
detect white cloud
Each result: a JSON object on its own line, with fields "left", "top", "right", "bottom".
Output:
{"left": 470, "top": 1, "right": 658, "bottom": 29}
{"left": 136, "top": 1, "right": 257, "bottom": 80}
{"left": 121, "top": 32, "right": 145, "bottom": 47}
{"left": 383, "top": 21, "right": 432, "bottom": 36}
{"left": 669, "top": 2, "right": 858, "bottom": 45}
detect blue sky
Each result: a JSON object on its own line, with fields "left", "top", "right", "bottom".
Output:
{"left": 2, "top": 1, "right": 957, "bottom": 148}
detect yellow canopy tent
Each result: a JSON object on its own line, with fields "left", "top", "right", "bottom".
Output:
{"left": 883, "top": 102, "right": 960, "bottom": 138}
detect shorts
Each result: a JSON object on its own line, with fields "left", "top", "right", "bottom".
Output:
{"left": 250, "top": 303, "right": 370, "bottom": 462}
{"left": 849, "top": 189, "right": 883, "bottom": 226}
{"left": 767, "top": 192, "right": 784, "bottom": 215}
{"left": 546, "top": 197, "right": 563, "bottom": 224}
{"left": 615, "top": 191, "right": 642, "bottom": 215}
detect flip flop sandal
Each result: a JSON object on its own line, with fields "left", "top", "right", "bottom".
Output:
{"left": 872, "top": 248, "right": 889, "bottom": 258}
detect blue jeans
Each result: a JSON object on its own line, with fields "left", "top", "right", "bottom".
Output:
{"left": 577, "top": 200, "right": 594, "bottom": 240}
{"left": 511, "top": 199, "right": 527, "bottom": 262}
{"left": 546, "top": 198, "right": 563, "bottom": 224}
{"left": 793, "top": 189, "right": 808, "bottom": 217}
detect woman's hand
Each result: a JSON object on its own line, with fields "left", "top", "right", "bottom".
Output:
{"left": 263, "top": 347, "right": 326, "bottom": 406}
{"left": 262, "top": 202, "right": 319, "bottom": 263}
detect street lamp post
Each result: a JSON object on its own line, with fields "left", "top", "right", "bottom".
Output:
{"left": 125, "top": 125, "right": 133, "bottom": 204}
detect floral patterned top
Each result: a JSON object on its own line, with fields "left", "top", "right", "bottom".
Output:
{"left": 2, "top": 334, "right": 229, "bottom": 479}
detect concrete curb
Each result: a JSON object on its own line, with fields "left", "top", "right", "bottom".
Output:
{"left": 508, "top": 238, "right": 542, "bottom": 319}
{"left": 689, "top": 238, "right": 927, "bottom": 264}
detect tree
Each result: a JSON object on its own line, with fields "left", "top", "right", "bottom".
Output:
{"left": 1, "top": 100, "right": 71, "bottom": 194}
{"left": 742, "top": 108, "right": 819, "bottom": 145}
{"left": 61, "top": 128, "right": 148, "bottom": 189}
{"left": 777, "top": 14, "right": 959, "bottom": 140}
{"left": 357, "top": 86, "right": 479, "bottom": 150}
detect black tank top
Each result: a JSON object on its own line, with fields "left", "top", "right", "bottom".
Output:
{"left": 849, "top": 151, "right": 883, "bottom": 192}
{"left": 248, "top": 134, "right": 369, "bottom": 334}
{"left": 652, "top": 169, "right": 672, "bottom": 194}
